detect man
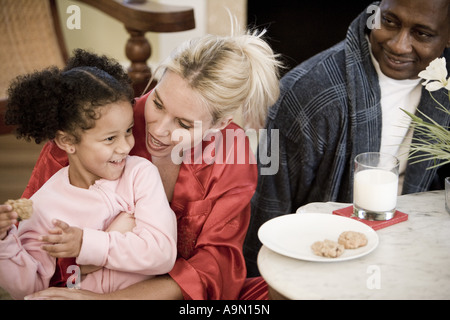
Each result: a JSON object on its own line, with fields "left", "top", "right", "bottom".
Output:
{"left": 245, "top": 0, "right": 450, "bottom": 276}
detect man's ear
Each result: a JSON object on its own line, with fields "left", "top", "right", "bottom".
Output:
{"left": 54, "top": 130, "right": 76, "bottom": 154}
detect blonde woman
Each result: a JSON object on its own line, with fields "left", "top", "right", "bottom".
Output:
{"left": 16, "top": 30, "right": 282, "bottom": 300}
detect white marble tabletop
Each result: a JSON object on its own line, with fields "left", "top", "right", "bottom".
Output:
{"left": 257, "top": 190, "right": 450, "bottom": 300}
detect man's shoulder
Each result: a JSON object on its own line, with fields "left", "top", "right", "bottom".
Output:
{"left": 268, "top": 41, "right": 352, "bottom": 137}
{"left": 282, "top": 41, "right": 347, "bottom": 89}
{"left": 273, "top": 40, "right": 349, "bottom": 117}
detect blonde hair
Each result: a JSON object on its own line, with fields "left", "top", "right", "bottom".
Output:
{"left": 153, "top": 29, "right": 282, "bottom": 130}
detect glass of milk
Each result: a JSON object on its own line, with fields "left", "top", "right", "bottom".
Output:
{"left": 353, "top": 152, "right": 399, "bottom": 221}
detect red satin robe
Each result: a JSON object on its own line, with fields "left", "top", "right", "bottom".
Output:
{"left": 22, "top": 92, "right": 268, "bottom": 300}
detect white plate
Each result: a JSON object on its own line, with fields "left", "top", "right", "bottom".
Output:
{"left": 258, "top": 213, "right": 379, "bottom": 262}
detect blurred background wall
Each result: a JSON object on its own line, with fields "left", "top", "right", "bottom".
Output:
{"left": 56, "top": 0, "right": 247, "bottom": 70}
{"left": 57, "top": 0, "right": 376, "bottom": 78}
{"left": 247, "top": 0, "right": 374, "bottom": 74}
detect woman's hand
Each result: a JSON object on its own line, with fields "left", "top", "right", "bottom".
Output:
{"left": 40, "top": 219, "right": 83, "bottom": 258}
{"left": 0, "top": 204, "right": 18, "bottom": 240}
{"left": 25, "top": 287, "right": 102, "bottom": 300}
{"left": 25, "top": 275, "right": 184, "bottom": 300}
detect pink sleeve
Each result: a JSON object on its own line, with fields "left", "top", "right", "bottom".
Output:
{"left": 77, "top": 159, "right": 177, "bottom": 275}
{"left": 0, "top": 217, "right": 55, "bottom": 299}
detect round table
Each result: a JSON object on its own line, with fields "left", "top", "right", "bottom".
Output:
{"left": 257, "top": 191, "right": 450, "bottom": 299}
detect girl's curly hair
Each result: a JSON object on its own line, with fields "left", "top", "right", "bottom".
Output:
{"left": 6, "top": 49, "right": 134, "bottom": 144}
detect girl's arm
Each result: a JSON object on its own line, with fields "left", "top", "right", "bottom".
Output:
{"left": 27, "top": 209, "right": 181, "bottom": 300}
{"left": 0, "top": 214, "right": 56, "bottom": 300}
{"left": 80, "top": 211, "right": 136, "bottom": 275}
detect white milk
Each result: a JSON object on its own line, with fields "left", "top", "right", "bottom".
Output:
{"left": 353, "top": 169, "right": 398, "bottom": 212}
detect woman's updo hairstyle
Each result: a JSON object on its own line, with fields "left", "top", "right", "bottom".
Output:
{"left": 153, "top": 27, "right": 282, "bottom": 130}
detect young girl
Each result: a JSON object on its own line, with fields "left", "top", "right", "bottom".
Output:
{"left": 0, "top": 50, "right": 177, "bottom": 300}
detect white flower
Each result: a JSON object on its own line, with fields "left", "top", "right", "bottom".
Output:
{"left": 418, "top": 57, "right": 450, "bottom": 92}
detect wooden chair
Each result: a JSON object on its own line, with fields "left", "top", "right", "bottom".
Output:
{"left": 0, "top": 0, "right": 195, "bottom": 134}
{"left": 77, "top": 0, "right": 195, "bottom": 95}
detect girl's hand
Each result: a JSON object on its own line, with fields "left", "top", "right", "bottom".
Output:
{"left": 40, "top": 219, "right": 83, "bottom": 258}
{"left": 0, "top": 204, "right": 18, "bottom": 240}
{"left": 105, "top": 211, "right": 136, "bottom": 233}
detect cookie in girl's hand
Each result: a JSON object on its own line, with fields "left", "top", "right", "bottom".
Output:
{"left": 4, "top": 198, "right": 33, "bottom": 221}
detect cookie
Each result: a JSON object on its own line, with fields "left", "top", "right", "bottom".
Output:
{"left": 338, "top": 231, "right": 368, "bottom": 249}
{"left": 311, "top": 239, "right": 345, "bottom": 258}
{"left": 5, "top": 198, "right": 33, "bottom": 221}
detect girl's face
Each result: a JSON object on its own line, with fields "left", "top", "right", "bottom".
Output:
{"left": 68, "top": 101, "right": 135, "bottom": 189}
{"left": 144, "top": 70, "right": 215, "bottom": 160}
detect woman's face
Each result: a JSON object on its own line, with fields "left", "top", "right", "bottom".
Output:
{"left": 144, "top": 70, "right": 214, "bottom": 160}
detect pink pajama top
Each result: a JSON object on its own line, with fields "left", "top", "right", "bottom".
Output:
{"left": 0, "top": 156, "right": 177, "bottom": 300}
